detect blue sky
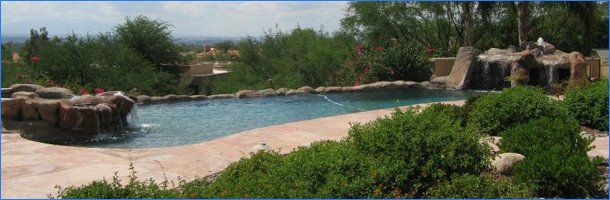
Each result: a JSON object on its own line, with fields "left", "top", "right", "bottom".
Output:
{"left": 1, "top": 1, "right": 349, "bottom": 37}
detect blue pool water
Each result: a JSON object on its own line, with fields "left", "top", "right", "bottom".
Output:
{"left": 69, "top": 89, "right": 475, "bottom": 148}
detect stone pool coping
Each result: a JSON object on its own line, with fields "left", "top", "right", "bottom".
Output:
{"left": 1, "top": 99, "right": 607, "bottom": 198}
{"left": 136, "top": 80, "right": 447, "bottom": 105}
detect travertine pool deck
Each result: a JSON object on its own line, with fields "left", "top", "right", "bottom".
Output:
{"left": 1, "top": 100, "right": 608, "bottom": 198}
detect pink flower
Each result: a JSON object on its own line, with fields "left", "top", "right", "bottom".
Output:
{"left": 30, "top": 56, "right": 40, "bottom": 63}
{"left": 425, "top": 47, "right": 436, "bottom": 54}
{"left": 355, "top": 43, "right": 364, "bottom": 55}
{"left": 23, "top": 79, "right": 30, "bottom": 84}
{"left": 47, "top": 80, "right": 55, "bottom": 87}
{"left": 95, "top": 87, "right": 105, "bottom": 94}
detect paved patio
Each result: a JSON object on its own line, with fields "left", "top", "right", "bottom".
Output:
{"left": 1, "top": 99, "right": 607, "bottom": 198}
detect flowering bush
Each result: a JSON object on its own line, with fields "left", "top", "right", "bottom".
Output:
{"left": 347, "top": 42, "right": 431, "bottom": 85}
{"left": 30, "top": 56, "right": 40, "bottom": 63}
{"left": 95, "top": 87, "right": 105, "bottom": 94}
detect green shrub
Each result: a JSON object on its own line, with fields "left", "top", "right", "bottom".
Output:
{"left": 500, "top": 117, "right": 605, "bottom": 198}
{"left": 512, "top": 147, "right": 605, "bottom": 198}
{"left": 467, "top": 86, "right": 565, "bottom": 135}
{"left": 211, "top": 28, "right": 354, "bottom": 94}
{"left": 347, "top": 108, "right": 490, "bottom": 197}
{"left": 563, "top": 80, "right": 609, "bottom": 131}
{"left": 203, "top": 141, "right": 374, "bottom": 198}
{"left": 499, "top": 117, "right": 591, "bottom": 156}
{"left": 427, "top": 174, "right": 535, "bottom": 198}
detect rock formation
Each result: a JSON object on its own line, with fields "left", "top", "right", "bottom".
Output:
{"left": 436, "top": 41, "right": 590, "bottom": 90}
{"left": 445, "top": 46, "right": 480, "bottom": 90}
{"left": 2, "top": 85, "right": 136, "bottom": 140}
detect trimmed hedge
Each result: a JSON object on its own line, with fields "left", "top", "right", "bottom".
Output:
{"left": 467, "top": 86, "right": 566, "bottom": 135}
{"left": 563, "top": 80, "right": 609, "bottom": 131}
{"left": 427, "top": 174, "right": 535, "bottom": 198}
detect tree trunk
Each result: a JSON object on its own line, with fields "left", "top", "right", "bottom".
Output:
{"left": 517, "top": 2, "right": 529, "bottom": 48}
{"left": 462, "top": 2, "right": 473, "bottom": 46}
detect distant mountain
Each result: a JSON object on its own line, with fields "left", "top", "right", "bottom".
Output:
{"left": 2, "top": 35, "right": 244, "bottom": 45}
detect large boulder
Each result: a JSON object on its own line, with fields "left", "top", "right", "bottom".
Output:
{"left": 491, "top": 153, "right": 525, "bottom": 175}
{"left": 34, "top": 99, "right": 62, "bottom": 126}
{"left": 58, "top": 101, "right": 101, "bottom": 135}
{"left": 446, "top": 46, "right": 480, "bottom": 90}
{"left": 36, "top": 87, "right": 75, "bottom": 99}
{"left": 2, "top": 88, "right": 13, "bottom": 98}
{"left": 1, "top": 98, "right": 25, "bottom": 120}
{"left": 20, "top": 99, "right": 39, "bottom": 120}
{"left": 11, "top": 91, "right": 42, "bottom": 120}
{"left": 543, "top": 42, "right": 556, "bottom": 55}
{"left": 510, "top": 50, "right": 538, "bottom": 86}
{"left": 105, "top": 94, "right": 136, "bottom": 126}
{"left": 95, "top": 103, "right": 119, "bottom": 131}
{"left": 568, "top": 51, "right": 588, "bottom": 82}
{"left": 9, "top": 84, "right": 44, "bottom": 93}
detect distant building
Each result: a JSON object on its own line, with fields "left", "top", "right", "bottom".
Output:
{"left": 11, "top": 53, "right": 21, "bottom": 62}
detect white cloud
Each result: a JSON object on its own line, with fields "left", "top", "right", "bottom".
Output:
{"left": 1, "top": 1, "right": 348, "bottom": 37}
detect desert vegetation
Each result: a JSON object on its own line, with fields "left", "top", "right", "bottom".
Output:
{"left": 3, "top": 2, "right": 607, "bottom": 96}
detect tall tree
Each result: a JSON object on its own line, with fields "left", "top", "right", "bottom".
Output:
{"left": 517, "top": 2, "right": 529, "bottom": 47}
{"left": 462, "top": 2, "right": 473, "bottom": 46}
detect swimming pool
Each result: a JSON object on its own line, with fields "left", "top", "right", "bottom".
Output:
{"left": 36, "top": 89, "right": 475, "bottom": 148}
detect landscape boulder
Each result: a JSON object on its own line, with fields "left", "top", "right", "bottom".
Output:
{"left": 568, "top": 51, "right": 588, "bottom": 82}
{"left": 11, "top": 91, "right": 40, "bottom": 99}
{"left": 20, "top": 99, "right": 39, "bottom": 120}
{"left": 297, "top": 86, "right": 316, "bottom": 94}
{"left": 1, "top": 98, "right": 25, "bottom": 120}
{"left": 491, "top": 153, "right": 525, "bottom": 175}
{"left": 190, "top": 95, "right": 208, "bottom": 100}
{"left": 9, "top": 84, "right": 44, "bottom": 93}
{"left": 235, "top": 90, "right": 257, "bottom": 98}
{"left": 58, "top": 101, "right": 101, "bottom": 135}
{"left": 34, "top": 99, "right": 62, "bottom": 125}
{"left": 543, "top": 42, "right": 557, "bottom": 55}
{"left": 510, "top": 50, "right": 538, "bottom": 86}
{"left": 36, "top": 87, "right": 75, "bottom": 99}
{"left": 256, "top": 89, "right": 277, "bottom": 97}
{"left": 479, "top": 136, "right": 501, "bottom": 155}
{"left": 137, "top": 95, "right": 152, "bottom": 104}
{"left": 446, "top": 46, "right": 480, "bottom": 90}
{"left": 275, "top": 88, "right": 290, "bottom": 95}
{"left": 208, "top": 94, "right": 235, "bottom": 99}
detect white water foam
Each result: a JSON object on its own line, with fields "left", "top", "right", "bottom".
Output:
{"left": 317, "top": 94, "right": 365, "bottom": 111}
